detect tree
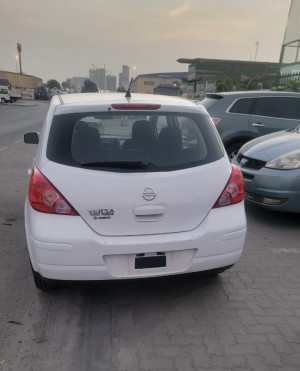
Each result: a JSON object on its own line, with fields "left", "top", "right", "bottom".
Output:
{"left": 271, "top": 79, "right": 300, "bottom": 92}
{"left": 61, "top": 78, "right": 75, "bottom": 90}
{"left": 216, "top": 77, "right": 263, "bottom": 92}
{"left": 81, "top": 79, "right": 98, "bottom": 93}
{"left": 47, "top": 79, "right": 61, "bottom": 90}
{"left": 216, "top": 78, "right": 234, "bottom": 92}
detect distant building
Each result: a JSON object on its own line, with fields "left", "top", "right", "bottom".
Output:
{"left": 106, "top": 74, "right": 117, "bottom": 92}
{"left": 130, "top": 72, "right": 187, "bottom": 94}
{"left": 177, "top": 58, "right": 279, "bottom": 98}
{"left": 0, "top": 70, "right": 43, "bottom": 89}
{"left": 0, "top": 70, "right": 43, "bottom": 99}
{"left": 72, "top": 77, "right": 88, "bottom": 92}
{"left": 119, "top": 65, "right": 129, "bottom": 89}
{"left": 279, "top": 0, "right": 300, "bottom": 74}
{"left": 89, "top": 68, "right": 106, "bottom": 91}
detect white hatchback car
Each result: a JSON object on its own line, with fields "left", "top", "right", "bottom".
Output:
{"left": 24, "top": 92, "right": 246, "bottom": 289}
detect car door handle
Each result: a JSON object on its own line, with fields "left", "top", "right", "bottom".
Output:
{"left": 252, "top": 123, "right": 265, "bottom": 127}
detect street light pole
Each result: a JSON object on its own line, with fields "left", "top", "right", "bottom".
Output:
{"left": 17, "top": 43, "right": 22, "bottom": 74}
{"left": 254, "top": 41, "right": 259, "bottom": 61}
{"left": 102, "top": 63, "right": 106, "bottom": 91}
{"left": 15, "top": 55, "right": 19, "bottom": 73}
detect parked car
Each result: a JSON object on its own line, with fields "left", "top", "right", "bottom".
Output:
{"left": 24, "top": 92, "right": 246, "bottom": 290}
{"left": 0, "top": 86, "right": 10, "bottom": 104}
{"left": 35, "top": 86, "right": 50, "bottom": 100}
{"left": 154, "top": 84, "right": 182, "bottom": 96}
{"left": 233, "top": 125, "right": 300, "bottom": 213}
{"left": 0, "top": 78, "right": 22, "bottom": 102}
{"left": 201, "top": 91, "right": 300, "bottom": 159}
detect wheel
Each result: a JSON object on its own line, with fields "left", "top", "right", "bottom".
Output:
{"left": 226, "top": 142, "right": 246, "bottom": 161}
{"left": 1, "top": 98, "right": 5, "bottom": 104}
{"left": 31, "top": 267, "right": 57, "bottom": 290}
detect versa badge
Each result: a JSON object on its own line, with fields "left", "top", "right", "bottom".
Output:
{"left": 89, "top": 209, "right": 115, "bottom": 220}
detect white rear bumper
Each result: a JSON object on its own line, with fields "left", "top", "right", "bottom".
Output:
{"left": 25, "top": 199, "right": 246, "bottom": 280}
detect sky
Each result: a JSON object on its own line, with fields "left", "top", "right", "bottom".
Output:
{"left": 0, "top": 0, "right": 292, "bottom": 84}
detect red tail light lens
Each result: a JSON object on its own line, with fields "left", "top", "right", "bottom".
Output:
{"left": 213, "top": 165, "right": 244, "bottom": 208}
{"left": 111, "top": 104, "right": 161, "bottom": 110}
{"left": 212, "top": 118, "right": 220, "bottom": 125}
{"left": 28, "top": 167, "right": 78, "bottom": 215}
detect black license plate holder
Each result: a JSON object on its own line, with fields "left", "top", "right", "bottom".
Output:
{"left": 135, "top": 255, "right": 166, "bottom": 269}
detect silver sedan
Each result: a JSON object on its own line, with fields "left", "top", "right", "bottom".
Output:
{"left": 234, "top": 125, "right": 300, "bottom": 213}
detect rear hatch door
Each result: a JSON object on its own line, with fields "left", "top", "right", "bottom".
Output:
{"left": 42, "top": 158, "right": 231, "bottom": 237}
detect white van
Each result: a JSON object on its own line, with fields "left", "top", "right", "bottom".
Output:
{"left": 0, "top": 87, "right": 10, "bottom": 104}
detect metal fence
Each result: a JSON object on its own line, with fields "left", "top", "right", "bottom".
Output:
{"left": 249, "top": 71, "right": 300, "bottom": 90}
{"left": 184, "top": 72, "right": 300, "bottom": 99}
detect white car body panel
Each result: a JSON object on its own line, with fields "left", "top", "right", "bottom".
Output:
{"left": 39, "top": 158, "right": 231, "bottom": 236}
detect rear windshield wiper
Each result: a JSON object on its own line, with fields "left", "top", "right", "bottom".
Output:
{"left": 80, "top": 160, "right": 150, "bottom": 169}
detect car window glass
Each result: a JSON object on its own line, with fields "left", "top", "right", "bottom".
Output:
{"left": 252, "top": 97, "right": 299, "bottom": 119}
{"left": 47, "top": 112, "right": 223, "bottom": 171}
{"left": 229, "top": 98, "right": 255, "bottom": 114}
{"left": 177, "top": 116, "right": 207, "bottom": 153}
{"left": 201, "top": 97, "right": 220, "bottom": 110}
{"left": 156, "top": 116, "right": 168, "bottom": 134}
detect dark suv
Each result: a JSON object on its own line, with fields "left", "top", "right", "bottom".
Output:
{"left": 35, "top": 86, "right": 50, "bottom": 100}
{"left": 201, "top": 91, "right": 300, "bottom": 158}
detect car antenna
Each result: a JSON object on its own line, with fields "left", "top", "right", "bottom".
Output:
{"left": 125, "top": 77, "right": 133, "bottom": 98}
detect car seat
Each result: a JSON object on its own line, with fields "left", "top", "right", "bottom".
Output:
{"left": 71, "top": 121, "right": 102, "bottom": 162}
{"left": 122, "top": 120, "right": 155, "bottom": 150}
{"left": 157, "top": 126, "right": 182, "bottom": 151}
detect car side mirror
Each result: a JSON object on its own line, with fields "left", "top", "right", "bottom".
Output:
{"left": 24, "top": 132, "right": 39, "bottom": 144}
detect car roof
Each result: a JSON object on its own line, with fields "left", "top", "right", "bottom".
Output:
{"left": 51, "top": 92, "right": 197, "bottom": 108}
{"left": 50, "top": 92, "right": 209, "bottom": 116}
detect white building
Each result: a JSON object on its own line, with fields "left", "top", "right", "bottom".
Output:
{"left": 279, "top": 0, "right": 300, "bottom": 74}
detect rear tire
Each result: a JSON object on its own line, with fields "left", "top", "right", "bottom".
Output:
{"left": 31, "top": 268, "right": 57, "bottom": 290}
{"left": 1, "top": 98, "right": 5, "bottom": 104}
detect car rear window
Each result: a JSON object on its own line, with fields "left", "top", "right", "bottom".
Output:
{"left": 201, "top": 95, "right": 223, "bottom": 110}
{"left": 46, "top": 112, "right": 223, "bottom": 172}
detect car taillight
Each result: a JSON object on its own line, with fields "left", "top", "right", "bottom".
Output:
{"left": 28, "top": 167, "right": 78, "bottom": 215}
{"left": 212, "top": 118, "right": 220, "bottom": 125}
{"left": 213, "top": 165, "right": 244, "bottom": 208}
